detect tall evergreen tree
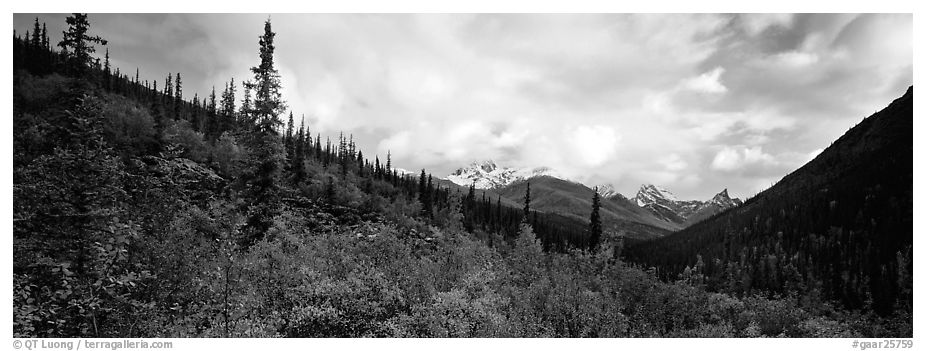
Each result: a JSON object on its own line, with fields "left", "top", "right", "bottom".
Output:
{"left": 418, "top": 169, "right": 428, "bottom": 216}
{"left": 219, "top": 78, "right": 237, "bottom": 137}
{"left": 31, "top": 17, "right": 41, "bottom": 48}
{"left": 250, "top": 19, "right": 286, "bottom": 133}
{"left": 40, "top": 23, "right": 48, "bottom": 50}
{"left": 285, "top": 111, "right": 295, "bottom": 159}
{"left": 425, "top": 174, "right": 434, "bottom": 218}
{"left": 205, "top": 86, "right": 216, "bottom": 133}
{"left": 523, "top": 182, "right": 531, "bottom": 223}
{"left": 238, "top": 80, "right": 252, "bottom": 128}
{"left": 174, "top": 72, "right": 183, "bottom": 121}
{"left": 589, "top": 187, "right": 602, "bottom": 251}
{"left": 58, "top": 13, "right": 107, "bottom": 76}
{"left": 302, "top": 115, "right": 310, "bottom": 149}
{"left": 290, "top": 120, "right": 307, "bottom": 184}
{"left": 165, "top": 73, "right": 173, "bottom": 102}
{"left": 102, "top": 48, "right": 111, "bottom": 89}
{"left": 240, "top": 19, "right": 287, "bottom": 246}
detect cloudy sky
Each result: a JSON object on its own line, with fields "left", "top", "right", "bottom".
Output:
{"left": 14, "top": 13, "right": 912, "bottom": 200}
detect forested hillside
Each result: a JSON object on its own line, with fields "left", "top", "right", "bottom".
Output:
{"left": 12, "top": 14, "right": 911, "bottom": 338}
{"left": 627, "top": 86, "right": 912, "bottom": 323}
{"left": 496, "top": 177, "right": 673, "bottom": 241}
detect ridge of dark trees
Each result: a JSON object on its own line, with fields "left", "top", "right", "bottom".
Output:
{"left": 626, "top": 87, "right": 913, "bottom": 317}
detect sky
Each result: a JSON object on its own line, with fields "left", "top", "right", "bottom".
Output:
{"left": 13, "top": 13, "right": 912, "bottom": 200}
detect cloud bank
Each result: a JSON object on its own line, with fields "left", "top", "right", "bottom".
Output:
{"left": 14, "top": 13, "right": 912, "bottom": 199}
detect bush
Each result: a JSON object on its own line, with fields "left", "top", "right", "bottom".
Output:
{"left": 210, "top": 132, "right": 246, "bottom": 178}
{"left": 164, "top": 120, "right": 209, "bottom": 162}
{"left": 100, "top": 95, "right": 158, "bottom": 156}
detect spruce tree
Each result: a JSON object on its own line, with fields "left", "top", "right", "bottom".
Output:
{"left": 238, "top": 80, "right": 252, "bottom": 128}
{"left": 589, "top": 187, "right": 602, "bottom": 251}
{"left": 205, "top": 86, "right": 216, "bottom": 133}
{"left": 240, "top": 19, "right": 287, "bottom": 246}
{"left": 31, "top": 18, "right": 41, "bottom": 48}
{"left": 314, "top": 134, "right": 321, "bottom": 161}
{"left": 41, "top": 23, "right": 48, "bottom": 49}
{"left": 103, "top": 48, "right": 111, "bottom": 89}
{"left": 174, "top": 72, "right": 183, "bottom": 121}
{"left": 386, "top": 150, "right": 392, "bottom": 171}
{"left": 250, "top": 19, "right": 286, "bottom": 133}
{"left": 425, "top": 174, "right": 434, "bottom": 218}
{"left": 523, "top": 182, "right": 531, "bottom": 223}
{"left": 292, "top": 121, "right": 306, "bottom": 184}
{"left": 285, "top": 111, "right": 295, "bottom": 159}
{"left": 356, "top": 150, "right": 364, "bottom": 177}
{"left": 418, "top": 169, "right": 428, "bottom": 216}
{"left": 302, "top": 116, "right": 310, "bottom": 149}
{"left": 58, "top": 13, "right": 106, "bottom": 76}
{"left": 220, "top": 78, "right": 237, "bottom": 135}
{"left": 103, "top": 48, "right": 110, "bottom": 72}
{"left": 386, "top": 151, "right": 392, "bottom": 182}
{"left": 165, "top": 73, "right": 173, "bottom": 104}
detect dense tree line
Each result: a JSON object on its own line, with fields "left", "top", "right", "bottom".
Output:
{"left": 13, "top": 14, "right": 910, "bottom": 338}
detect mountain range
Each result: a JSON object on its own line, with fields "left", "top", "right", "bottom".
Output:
{"left": 444, "top": 161, "right": 742, "bottom": 237}
{"left": 632, "top": 184, "right": 742, "bottom": 227}
{"left": 446, "top": 160, "right": 572, "bottom": 189}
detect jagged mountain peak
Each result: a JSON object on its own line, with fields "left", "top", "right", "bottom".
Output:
{"left": 596, "top": 184, "right": 620, "bottom": 198}
{"left": 474, "top": 160, "right": 498, "bottom": 173}
{"left": 632, "top": 184, "right": 742, "bottom": 227}
{"left": 706, "top": 188, "right": 742, "bottom": 208}
{"left": 711, "top": 188, "right": 730, "bottom": 202}
{"left": 635, "top": 183, "right": 680, "bottom": 205}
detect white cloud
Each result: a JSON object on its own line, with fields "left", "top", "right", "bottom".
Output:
{"left": 711, "top": 148, "right": 742, "bottom": 171}
{"left": 568, "top": 125, "right": 620, "bottom": 167}
{"left": 659, "top": 153, "right": 688, "bottom": 172}
{"left": 711, "top": 146, "right": 777, "bottom": 172}
{"left": 378, "top": 131, "right": 412, "bottom": 159}
{"left": 681, "top": 67, "right": 728, "bottom": 94}
{"left": 774, "top": 51, "right": 820, "bottom": 68}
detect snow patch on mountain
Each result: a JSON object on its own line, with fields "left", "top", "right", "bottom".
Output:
{"left": 446, "top": 160, "right": 570, "bottom": 189}
{"left": 634, "top": 184, "right": 680, "bottom": 206}
{"left": 596, "top": 184, "right": 619, "bottom": 198}
{"left": 393, "top": 168, "right": 415, "bottom": 176}
{"left": 633, "top": 184, "right": 742, "bottom": 226}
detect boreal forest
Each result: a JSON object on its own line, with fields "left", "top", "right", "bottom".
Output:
{"left": 12, "top": 14, "right": 912, "bottom": 338}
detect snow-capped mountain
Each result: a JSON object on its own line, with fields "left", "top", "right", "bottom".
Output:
{"left": 595, "top": 183, "right": 630, "bottom": 201}
{"left": 596, "top": 184, "right": 619, "bottom": 198}
{"left": 445, "top": 160, "right": 569, "bottom": 189}
{"left": 632, "top": 184, "right": 741, "bottom": 226}
{"left": 634, "top": 184, "right": 680, "bottom": 206}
